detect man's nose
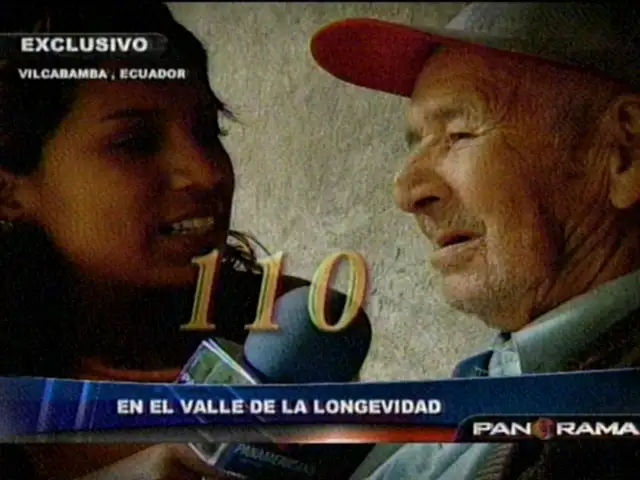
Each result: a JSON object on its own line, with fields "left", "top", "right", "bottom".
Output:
{"left": 393, "top": 161, "right": 449, "bottom": 215}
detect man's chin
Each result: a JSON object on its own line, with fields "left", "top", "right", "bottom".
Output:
{"left": 439, "top": 274, "right": 487, "bottom": 315}
{"left": 440, "top": 277, "right": 528, "bottom": 331}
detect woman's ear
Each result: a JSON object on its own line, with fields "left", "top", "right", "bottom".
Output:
{"left": 605, "top": 94, "right": 640, "bottom": 210}
{"left": 0, "top": 168, "right": 35, "bottom": 222}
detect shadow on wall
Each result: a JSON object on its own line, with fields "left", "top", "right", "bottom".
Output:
{"left": 167, "top": 3, "right": 493, "bottom": 381}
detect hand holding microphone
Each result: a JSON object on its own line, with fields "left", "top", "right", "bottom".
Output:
{"left": 179, "top": 285, "right": 373, "bottom": 480}
{"left": 76, "top": 444, "right": 231, "bottom": 480}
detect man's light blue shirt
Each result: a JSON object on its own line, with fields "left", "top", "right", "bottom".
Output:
{"left": 354, "top": 269, "right": 640, "bottom": 480}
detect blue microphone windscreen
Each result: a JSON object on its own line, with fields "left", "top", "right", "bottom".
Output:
{"left": 243, "top": 286, "right": 371, "bottom": 383}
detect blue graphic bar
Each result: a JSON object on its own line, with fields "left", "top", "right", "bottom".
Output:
{"left": 1, "top": 369, "right": 639, "bottom": 440}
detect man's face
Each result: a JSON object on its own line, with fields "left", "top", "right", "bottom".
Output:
{"left": 394, "top": 46, "right": 613, "bottom": 330}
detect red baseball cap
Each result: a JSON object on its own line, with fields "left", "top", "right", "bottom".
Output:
{"left": 310, "top": 3, "right": 640, "bottom": 98}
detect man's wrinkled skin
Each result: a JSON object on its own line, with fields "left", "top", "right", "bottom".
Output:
{"left": 393, "top": 45, "right": 640, "bottom": 332}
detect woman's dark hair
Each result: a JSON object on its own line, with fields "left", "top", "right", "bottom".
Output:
{"left": 0, "top": 4, "right": 266, "bottom": 377}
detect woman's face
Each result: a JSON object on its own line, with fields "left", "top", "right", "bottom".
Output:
{"left": 19, "top": 78, "right": 235, "bottom": 287}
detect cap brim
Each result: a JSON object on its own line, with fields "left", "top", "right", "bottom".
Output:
{"left": 309, "top": 18, "right": 464, "bottom": 98}
{"left": 311, "top": 18, "right": 536, "bottom": 98}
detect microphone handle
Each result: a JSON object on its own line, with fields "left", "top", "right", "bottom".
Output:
{"left": 177, "top": 340, "right": 374, "bottom": 480}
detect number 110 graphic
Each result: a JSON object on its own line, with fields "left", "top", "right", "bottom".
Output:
{"left": 180, "top": 250, "right": 368, "bottom": 333}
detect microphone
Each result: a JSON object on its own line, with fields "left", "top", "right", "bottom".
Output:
{"left": 176, "top": 286, "right": 373, "bottom": 480}
{"left": 243, "top": 284, "right": 371, "bottom": 383}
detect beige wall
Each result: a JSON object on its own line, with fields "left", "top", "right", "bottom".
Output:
{"left": 168, "top": 3, "right": 493, "bottom": 381}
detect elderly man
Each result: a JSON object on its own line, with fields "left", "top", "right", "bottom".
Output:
{"left": 311, "top": 3, "right": 640, "bottom": 480}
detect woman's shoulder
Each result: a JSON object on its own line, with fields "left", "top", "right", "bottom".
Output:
{"left": 0, "top": 444, "right": 36, "bottom": 480}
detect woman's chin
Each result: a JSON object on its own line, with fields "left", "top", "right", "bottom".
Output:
{"left": 82, "top": 241, "right": 228, "bottom": 289}
{"left": 148, "top": 264, "right": 201, "bottom": 287}
{"left": 115, "top": 263, "right": 202, "bottom": 289}
{"left": 141, "top": 238, "right": 228, "bottom": 287}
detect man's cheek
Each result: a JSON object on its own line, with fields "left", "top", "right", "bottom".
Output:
{"left": 445, "top": 146, "right": 507, "bottom": 207}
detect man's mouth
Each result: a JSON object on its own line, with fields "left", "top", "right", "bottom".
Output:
{"left": 429, "top": 230, "right": 483, "bottom": 269}
{"left": 159, "top": 216, "right": 217, "bottom": 236}
{"left": 435, "top": 231, "right": 479, "bottom": 249}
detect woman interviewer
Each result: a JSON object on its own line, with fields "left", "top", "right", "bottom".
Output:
{"left": 0, "top": 4, "right": 307, "bottom": 479}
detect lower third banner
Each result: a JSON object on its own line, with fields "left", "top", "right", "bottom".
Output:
{"left": 1, "top": 368, "right": 640, "bottom": 443}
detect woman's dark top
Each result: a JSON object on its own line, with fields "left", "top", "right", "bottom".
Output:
{"left": 0, "top": 262, "right": 309, "bottom": 479}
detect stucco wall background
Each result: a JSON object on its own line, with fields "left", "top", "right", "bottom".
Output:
{"left": 168, "top": 3, "right": 494, "bottom": 381}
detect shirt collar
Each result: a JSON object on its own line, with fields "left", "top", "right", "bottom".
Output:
{"left": 504, "top": 269, "right": 640, "bottom": 374}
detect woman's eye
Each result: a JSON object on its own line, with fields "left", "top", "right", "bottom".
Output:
{"left": 192, "top": 112, "right": 229, "bottom": 150}
{"left": 110, "top": 130, "right": 160, "bottom": 156}
{"left": 199, "top": 121, "right": 228, "bottom": 141}
{"left": 192, "top": 124, "right": 227, "bottom": 154}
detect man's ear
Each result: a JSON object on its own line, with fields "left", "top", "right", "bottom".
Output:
{"left": 606, "top": 94, "right": 640, "bottom": 210}
{"left": 0, "top": 168, "right": 35, "bottom": 222}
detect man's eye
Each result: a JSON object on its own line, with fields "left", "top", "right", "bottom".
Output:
{"left": 447, "top": 132, "right": 475, "bottom": 143}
